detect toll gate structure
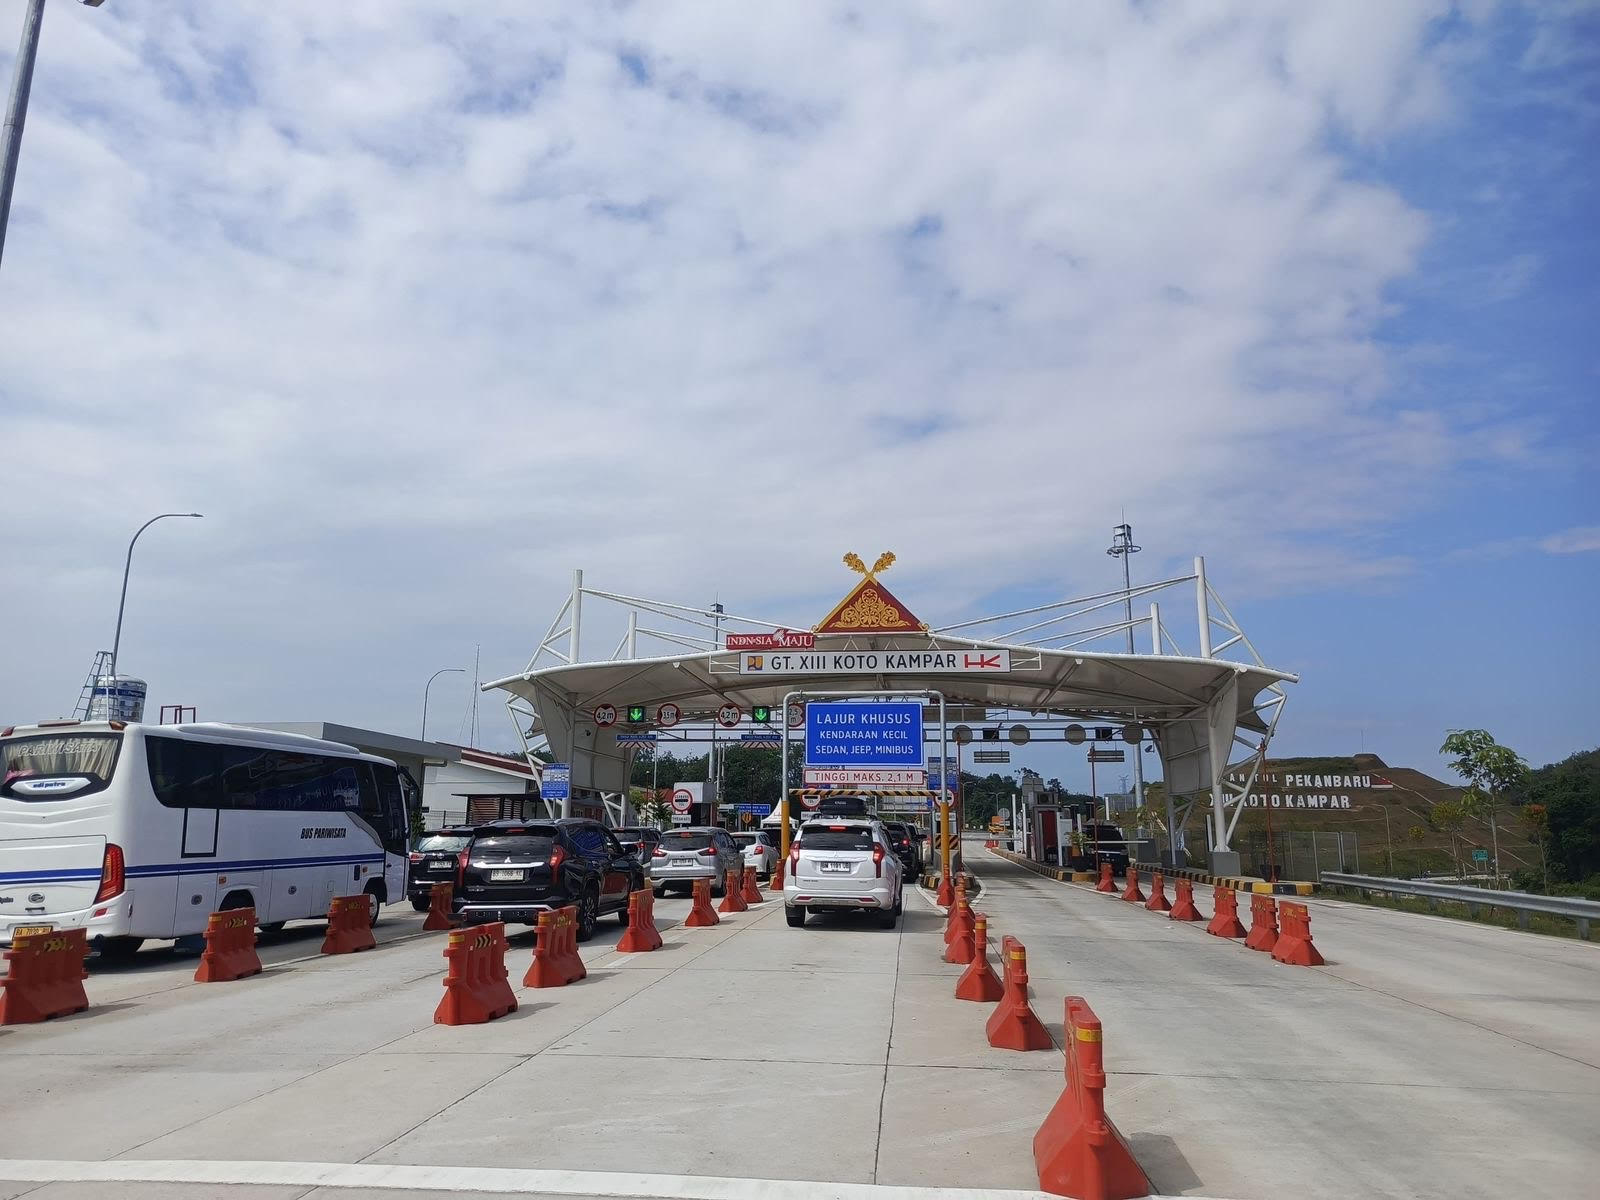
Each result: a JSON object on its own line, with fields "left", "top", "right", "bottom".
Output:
{"left": 484, "top": 554, "right": 1297, "bottom": 875}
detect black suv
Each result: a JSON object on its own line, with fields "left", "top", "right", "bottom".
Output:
{"left": 455, "top": 819, "right": 646, "bottom": 940}
{"left": 614, "top": 826, "right": 663, "bottom": 864}
{"left": 881, "top": 821, "right": 922, "bottom": 876}
{"left": 408, "top": 828, "right": 474, "bottom": 909}
{"left": 1080, "top": 823, "right": 1130, "bottom": 875}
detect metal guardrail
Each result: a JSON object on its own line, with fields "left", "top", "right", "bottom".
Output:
{"left": 1320, "top": 872, "right": 1597, "bottom": 940}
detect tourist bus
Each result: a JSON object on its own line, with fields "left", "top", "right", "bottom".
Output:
{"left": 0, "top": 720, "right": 415, "bottom": 957}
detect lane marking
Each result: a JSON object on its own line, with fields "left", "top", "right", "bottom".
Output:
{"left": 0, "top": 1159, "right": 1228, "bottom": 1200}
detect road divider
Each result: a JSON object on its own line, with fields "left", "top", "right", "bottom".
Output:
{"left": 194, "top": 908, "right": 262, "bottom": 983}
{"left": 986, "top": 935, "right": 1053, "bottom": 1052}
{"left": 769, "top": 858, "right": 785, "bottom": 892}
{"left": 955, "top": 912, "right": 1004, "bottom": 1002}
{"left": 422, "top": 883, "right": 455, "bottom": 931}
{"left": 1033, "top": 996, "right": 1152, "bottom": 1199}
{"left": 524, "top": 906, "right": 585, "bottom": 986}
{"left": 435, "top": 923, "right": 517, "bottom": 1025}
{"left": 1271, "top": 901, "right": 1325, "bottom": 966}
{"left": 616, "top": 888, "right": 664, "bottom": 953}
{"left": 320, "top": 895, "right": 377, "bottom": 955}
{"left": 1206, "top": 885, "right": 1247, "bottom": 938}
{"left": 1244, "top": 894, "right": 1279, "bottom": 953}
{"left": 1096, "top": 863, "right": 1116, "bottom": 893}
{"left": 685, "top": 879, "right": 720, "bottom": 928}
{"left": 718, "top": 872, "right": 748, "bottom": 915}
{"left": 1120, "top": 869, "right": 1145, "bottom": 904}
{"left": 1168, "top": 879, "right": 1202, "bottom": 922}
{"left": 1143, "top": 872, "right": 1171, "bottom": 914}
{"left": 943, "top": 884, "right": 975, "bottom": 964}
{"left": 0, "top": 928, "right": 90, "bottom": 1025}
{"left": 741, "top": 866, "right": 764, "bottom": 905}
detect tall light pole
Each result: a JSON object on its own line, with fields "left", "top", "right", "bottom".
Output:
{"left": 421, "top": 668, "right": 465, "bottom": 741}
{"left": 1108, "top": 523, "right": 1171, "bottom": 864}
{"left": 108, "top": 512, "right": 203, "bottom": 682}
{"left": 1, "top": 0, "right": 106, "bottom": 272}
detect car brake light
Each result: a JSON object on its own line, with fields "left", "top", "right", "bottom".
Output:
{"left": 550, "top": 846, "right": 567, "bottom": 871}
{"left": 95, "top": 843, "right": 125, "bottom": 903}
{"left": 871, "top": 843, "right": 887, "bottom": 877}
{"left": 789, "top": 844, "right": 800, "bottom": 869}
{"left": 1, "top": 727, "right": 12, "bottom": 737}
{"left": 697, "top": 846, "right": 717, "bottom": 856}
{"left": 408, "top": 852, "right": 423, "bottom": 864}
{"left": 456, "top": 848, "right": 470, "bottom": 885}
{"left": 653, "top": 846, "right": 667, "bottom": 857}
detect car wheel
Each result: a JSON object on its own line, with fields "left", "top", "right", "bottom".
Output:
{"left": 877, "top": 906, "right": 899, "bottom": 930}
{"left": 711, "top": 871, "right": 725, "bottom": 898}
{"left": 893, "top": 889, "right": 903, "bottom": 917}
{"left": 410, "top": 897, "right": 429, "bottom": 912}
{"left": 785, "top": 904, "right": 807, "bottom": 928}
{"left": 95, "top": 936, "right": 144, "bottom": 962}
{"left": 615, "top": 901, "right": 631, "bottom": 927}
{"left": 576, "top": 887, "right": 600, "bottom": 942}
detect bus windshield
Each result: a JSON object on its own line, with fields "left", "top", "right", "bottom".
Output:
{"left": 1, "top": 732, "right": 122, "bottom": 798}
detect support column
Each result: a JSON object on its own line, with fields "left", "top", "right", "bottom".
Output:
{"left": 1206, "top": 673, "right": 1241, "bottom": 876}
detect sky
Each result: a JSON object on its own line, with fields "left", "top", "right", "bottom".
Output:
{"left": 1, "top": 0, "right": 1595, "bottom": 791}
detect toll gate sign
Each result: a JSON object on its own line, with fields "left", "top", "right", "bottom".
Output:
{"left": 805, "top": 701, "right": 923, "bottom": 768}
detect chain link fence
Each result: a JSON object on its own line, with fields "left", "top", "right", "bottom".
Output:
{"left": 1232, "top": 830, "right": 1361, "bottom": 882}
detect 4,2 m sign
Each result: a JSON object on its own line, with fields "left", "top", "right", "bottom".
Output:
{"left": 739, "top": 649, "right": 1011, "bottom": 676}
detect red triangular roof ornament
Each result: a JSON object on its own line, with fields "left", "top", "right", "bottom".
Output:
{"left": 814, "top": 552, "right": 928, "bottom": 633}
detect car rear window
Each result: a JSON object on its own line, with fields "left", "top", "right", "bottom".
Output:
{"left": 416, "top": 834, "right": 470, "bottom": 852}
{"left": 661, "top": 831, "right": 714, "bottom": 850}
{"left": 472, "top": 834, "right": 556, "bottom": 858}
{"left": 800, "top": 826, "right": 874, "bottom": 851}
{"left": 2, "top": 732, "right": 123, "bottom": 799}
{"left": 733, "top": 834, "right": 759, "bottom": 846}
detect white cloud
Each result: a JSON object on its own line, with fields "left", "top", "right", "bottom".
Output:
{"left": 1539, "top": 526, "right": 1600, "bottom": 555}
{"left": 0, "top": 0, "right": 1564, "bottom": 730}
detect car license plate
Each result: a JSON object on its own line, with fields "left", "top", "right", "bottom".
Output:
{"left": 489, "top": 869, "right": 524, "bottom": 882}
{"left": 11, "top": 924, "right": 53, "bottom": 938}
{"left": 672, "top": 858, "right": 693, "bottom": 867}
{"left": 428, "top": 861, "right": 451, "bottom": 870}
{"left": 819, "top": 861, "right": 851, "bottom": 873}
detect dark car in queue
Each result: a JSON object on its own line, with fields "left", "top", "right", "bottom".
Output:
{"left": 407, "top": 828, "right": 474, "bottom": 910}
{"left": 454, "top": 819, "right": 645, "bottom": 940}
{"left": 614, "top": 826, "right": 664, "bottom": 879}
{"left": 880, "top": 820, "right": 923, "bottom": 876}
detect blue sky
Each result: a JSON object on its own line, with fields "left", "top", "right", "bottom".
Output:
{"left": 0, "top": 1, "right": 1594, "bottom": 790}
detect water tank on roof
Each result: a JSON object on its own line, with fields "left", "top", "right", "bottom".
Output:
{"left": 87, "top": 676, "right": 147, "bottom": 722}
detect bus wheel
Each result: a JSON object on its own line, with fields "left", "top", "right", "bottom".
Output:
{"left": 258, "top": 922, "right": 286, "bottom": 935}
{"left": 362, "top": 884, "right": 384, "bottom": 927}
{"left": 96, "top": 936, "right": 144, "bottom": 962}
{"left": 220, "top": 890, "right": 255, "bottom": 914}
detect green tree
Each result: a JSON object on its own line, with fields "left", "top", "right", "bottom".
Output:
{"left": 1430, "top": 800, "right": 1466, "bottom": 877}
{"left": 1441, "top": 729, "right": 1529, "bottom": 887}
{"left": 1520, "top": 748, "right": 1600, "bottom": 886}
{"left": 1520, "top": 803, "right": 1550, "bottom": 890}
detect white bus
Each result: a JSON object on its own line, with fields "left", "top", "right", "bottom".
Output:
{"left": 0, "top": 720, "right": 417, "bottom": 957}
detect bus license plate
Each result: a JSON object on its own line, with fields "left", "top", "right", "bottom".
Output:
{"left": 12, "top": 924, "right": 53, "bottom": 938}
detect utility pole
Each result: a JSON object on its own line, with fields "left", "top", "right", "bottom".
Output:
{"left": 710, "top": 601, "right": 724, "bottom": 824}
{"left": 1108, "top": 522, "right": 1170, "bottom": 864}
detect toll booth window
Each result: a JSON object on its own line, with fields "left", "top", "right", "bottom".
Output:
{"left": 799, "top": 827, "right": 874, "bottom": 851}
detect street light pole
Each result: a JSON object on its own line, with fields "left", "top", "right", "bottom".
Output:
{"left": 108, "top": 512, "right": 203, "bottom": 682}
{"left": 1108, "top": 522, "right": 1170, "bottom": 863}
{"left": 1, "top": 0, "right": 105, "bottom": 272}
{"left": 421, "top": 668, "right": 465, "bottom": 741}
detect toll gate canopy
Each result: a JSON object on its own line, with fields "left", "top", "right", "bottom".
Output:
{"left": 485, "top": 554, "right": 1297, "bottom": 873}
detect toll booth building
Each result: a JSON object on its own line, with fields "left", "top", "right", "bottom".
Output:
{"left": 483, "top": 554, "right": 1297, "bottom": 876}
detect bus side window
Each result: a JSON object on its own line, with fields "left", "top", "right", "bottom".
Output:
{"left": 369, "top": 764, "right": 409, "bottom": 855}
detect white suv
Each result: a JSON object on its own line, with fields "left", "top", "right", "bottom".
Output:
{"left": 784, "top": 818, "right": 904, "bottom": 929}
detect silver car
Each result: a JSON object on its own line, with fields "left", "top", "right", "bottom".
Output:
{"left": 651, "top": 826, "right": 742, "bottom": 896}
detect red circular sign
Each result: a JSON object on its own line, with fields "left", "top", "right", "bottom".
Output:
{"left": 800, "top": 792, "right": 822, "bottom": 809}
{"left": 716, "top": 703, "right": 742, "bottom": 729}
{"left": 670, "top": 789, "right": 694, "bottom": 814}
{"left": 657, "top": 703, "right": 681, "bottom": 728}
{"left": 593, "top": 704, "right": 618, "bottom": 728}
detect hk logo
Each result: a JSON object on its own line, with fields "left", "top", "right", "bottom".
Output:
{"left": 964, "top": 653, "right": 1001, "bottom": 670}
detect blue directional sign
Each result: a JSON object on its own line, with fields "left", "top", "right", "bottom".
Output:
{"left": 615, "top": 733, "right": 658, "bottom": 745}
{"left": 735, "top": 803, "right": 772, "bottom": 816}
{"left": 542, "top": 763, "right": 570, "bottom": 801}
{"left": 805, "top": 701, "right": 924, "bottom": 768}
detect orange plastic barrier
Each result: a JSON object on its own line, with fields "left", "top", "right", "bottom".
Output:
{"left": 1033, "top": 997, "right": 1153, "bottom": 1199}
{"left": 1206, "top": 886, "right": 1247, "bottom": 939}
{"left": 1143, "top": 872, "right": 1171, "bottom": 913}
{"left": 1168, "top": 879, "right": 1202, "bottom": 922}
{"left": 523, "top": 905, "right": 586, "bottom": 987}
{"left": 435, "top": 922, "right": 518, "bottom": 1025}
{"left": 1271, "top": 901, "right": 1325, "bottom": 967}
{"left": 194, "top": 907, "right": 263, "bottom": 983}
{"left": 616, "top": 887, "right": 664, "bottom": 953}
{"left": 944, "top": 890, "right": 976, "bottom": 965}
{"left": 1095, "top": 863, "right": 1116, "bottom": 893}
{"left": 685, "top": 878, "right": 721, "bottom": 928}
{"left": 422, "top": 883, "right": 456, "bottom": 931}
{"left": 937, "top": 873, "right": 956, "bottom": 906}
{"left": 320, "top": 894, "right": 377, "bottom": 955}
{"left": 1244, "top": 893, "right": 1279, "bottom": 953}
{"left": 1120, "top": 869, "right": 1145, "bottom": 904}
{"left": 955, "top": 912, "right": 1004, "bottom": 1002}
{"left": 0, "top": 927, "right": 90, "bottom": 1025}
{"left": 985, "top": 935, "right": 1053, "bottom": 1052}
{"left": 741, "top": 866, "right": 764, "bottom": 905}
{"left": 769, "top": 857, "right": 786, "bottom": 892}
{"left": 944, "top": 879, "right": 971, "bottom": 945}
{"left": 717, "top": 869, "right": 748, "bottom": 914}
